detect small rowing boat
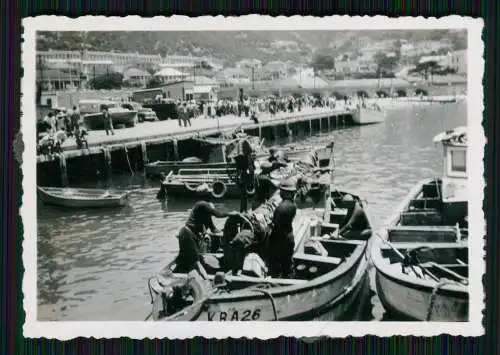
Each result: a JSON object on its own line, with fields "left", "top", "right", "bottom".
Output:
{"left": 371, "top": 126, "right": 469, "bottom": 321}
{"left": 37, "top": 186, "right": 130, "bottom": 208}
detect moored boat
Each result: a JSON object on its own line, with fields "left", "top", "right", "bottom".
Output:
{"left": 351, "top": 105, "right": 386, "bottom": 125}
{"left": 145, "top": 134, "right": 330, "bottom": 178}
{"left": 37, "top": 186, "right": 130, "bottom": 208}
{"left": 146, "top": 154, "right": 373, "bottom": 321}
{"left": 371, "top": 126, "right": 469, "bottom": 321}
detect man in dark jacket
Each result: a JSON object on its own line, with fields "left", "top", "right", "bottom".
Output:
{"left": 174, "top": 199, "right": 232, "bottom": 273}
{"left": 266, "top": 179, "right": 297, "bottom": 278}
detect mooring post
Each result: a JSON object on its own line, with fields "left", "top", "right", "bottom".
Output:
{"left": 58, "top": 153, "right": 69, "bottom": 187}
{"left": 319, "top": 117, "right": 322, "bottom": 133}
{"left": 141, "top": 141, "right": 148, "bottom": 166}
{"left": 328, "top": 116, "right": 331, "bottom": 131}
{"left": 309, "top": 119, "right": 312, "bottom": 135}
{"left": 273, "top": 125, "right": 278, "bottom": 140}
{"left": 101, "top": 146, "right": 112, "bottom": 176}
{"left": 258, "top": 124, "right": 262, "bottom": 139}
{"left": 172, "top": 139, "right": 179, "bottom": 161}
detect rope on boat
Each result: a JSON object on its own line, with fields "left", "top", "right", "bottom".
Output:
{"left": 249, "top": 288, "right": 279, "bottom": 321}
{"left": 425, "top": 279, "right": 459, "bottom": 321}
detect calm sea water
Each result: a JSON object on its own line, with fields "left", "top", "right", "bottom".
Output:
{"left": 37, "top": 101, "right": 467, "bottom": 321}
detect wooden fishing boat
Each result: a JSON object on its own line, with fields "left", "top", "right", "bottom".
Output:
{"left": 37, "top": 186, "right": 130, "bottom": 208}
{"left": 145, "top": 133, "right": 331, "bottom": 178}
{"left": 351, "top": 105, "right": 386, "bottom": 125}
{"left": 371, "top": 126, "right": 469, "bottom": 321}
{"left": 147, "top": 167, "right": 373, "bottom": 321}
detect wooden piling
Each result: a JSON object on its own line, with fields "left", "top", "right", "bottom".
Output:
{"left": 58, "top": 153, "right": 69, "bottom": 187}
{"left": 319, "top": 117, "right": 322, "bottom": 133}
{"left": 141, "top": 141, "right": 149, "bottom": 165}
{"left": 172, "top": 139, "right": 179, "bottom": 161}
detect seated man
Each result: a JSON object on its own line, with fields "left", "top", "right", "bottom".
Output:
{"left": 174, "top": 198, "right": 232, "bottom": 274}
{"left": 337, "top": 194, "right": 372, "bottom": 240}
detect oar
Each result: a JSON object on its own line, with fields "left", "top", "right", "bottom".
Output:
{"left": 373, "top": 231, "right": 406, "bottom": 260}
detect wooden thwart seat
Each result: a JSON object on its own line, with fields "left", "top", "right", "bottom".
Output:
{"left": 294, "top": 252, "right": 342, "bottom": 265}
{"left": 400, "top": 211, "right": 442, "bottom": 226}
{"left": 388, "top": 225, "right": 458, "bottom": 243}
{"left": 329, "top": 209, "right": 348, "bottom": 224}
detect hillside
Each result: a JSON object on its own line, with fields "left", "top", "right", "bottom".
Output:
{"left": 37, "top": 30, "right": 467, "bottom": 66}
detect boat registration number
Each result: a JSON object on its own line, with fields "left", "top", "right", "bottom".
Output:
{"left": 207, "top": 308, "right": 261, "bottom": 321}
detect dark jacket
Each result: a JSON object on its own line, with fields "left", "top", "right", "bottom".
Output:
{"left": 272, "top": 199, "right": 297, "bottom": 234}
{"left": 185, "top": 201, "right": 228, "bottom": 235}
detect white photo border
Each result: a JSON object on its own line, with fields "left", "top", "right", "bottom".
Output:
{"left": 21, "top": 15, "right": 485, "bottom": 339}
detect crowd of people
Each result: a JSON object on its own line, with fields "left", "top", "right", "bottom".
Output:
{"left": 37, "top": 106, "right": 89, "bottom": 155}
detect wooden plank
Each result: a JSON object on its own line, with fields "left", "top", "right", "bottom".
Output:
{"left": 388, "top": 225, "right": 457, "bottom": 243}
{"left": 379, "top": 242, "right": 467, "bottom": 250}
{"left": 400, "top": 211, "right": 442, "bottom": 226}
{"left": 294, "top": 253, "right": 342, "bottom": 265}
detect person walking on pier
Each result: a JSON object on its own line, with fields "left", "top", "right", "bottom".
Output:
{"left": 103, "top": 106, "right": 114, "bottom": 136}
{"left": 70, "top": 105, "right": 80, "bottom": 137}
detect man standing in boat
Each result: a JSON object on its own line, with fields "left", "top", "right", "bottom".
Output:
{"left": 266, "top": 179, "right": 298, "bottom": 278}
{"left": 174, "top": 194, "right": 234, "bottom": 274}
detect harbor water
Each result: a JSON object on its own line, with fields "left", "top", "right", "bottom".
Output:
{"left": 37, "top": 101, "right": 467, "bottom": 321}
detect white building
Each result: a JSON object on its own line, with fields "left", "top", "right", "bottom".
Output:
{"left": 154, "top": 68, "right": 189, "bottom": 83}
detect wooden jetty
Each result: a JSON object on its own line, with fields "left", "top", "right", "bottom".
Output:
{"left": 37, "top": 108, "right": 353, "bottom": 187}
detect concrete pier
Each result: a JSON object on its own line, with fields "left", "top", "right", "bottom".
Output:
{"left": 37, "top": 107, "right": 354, "bottom": 186}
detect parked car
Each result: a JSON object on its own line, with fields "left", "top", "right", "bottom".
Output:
{"left": 121, "top": 102, "right": 158, "bottom": 122}
{"left": 79, "top": 99, "right": 138, "bottom": 130}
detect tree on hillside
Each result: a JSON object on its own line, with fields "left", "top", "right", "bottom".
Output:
{"left": 409, "top": 60, "right": 455, "bottom": 83}
{"left": 374, "top": 51, "right": 398, "bottom": 76}
{"left": 311, "top": 53, "right": 335, "bottom": 74}
{"left": 88, "top": 72, "right": 124, "bottom": 90}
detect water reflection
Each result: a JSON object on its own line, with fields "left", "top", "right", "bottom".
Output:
{"left": 37, "top": 102, "right": 467, "bottom": 321}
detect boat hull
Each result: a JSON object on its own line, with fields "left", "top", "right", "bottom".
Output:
{"left": 37, "top": 187, "right": 129, "bottom": 208}
{"left": 146, "top": 161, "right": 231, "bottom": 177}
{"left": 375, "top": 269, "right": 468, "bottom": 321}
{"left": 166, "top": 243, "right": 368, "bottom": 321}
{"left": 352, "top": 108, "right": 386, "bottom": 125}
{"left": 371, "top": 177, "right": 469, "bottom": 321}
{"left": 164, "top": 180, "right": 247, "bottom": 200}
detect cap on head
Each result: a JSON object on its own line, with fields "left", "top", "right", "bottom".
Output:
{"left": 279, "top": 179, "right": 297, "bottom": 192}
{"left": 342, "top": 194, "right": 354, "bottom": 201}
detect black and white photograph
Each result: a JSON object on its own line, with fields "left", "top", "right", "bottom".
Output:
{"left": 22, "top": 16, "right": 484, "bottom": 338}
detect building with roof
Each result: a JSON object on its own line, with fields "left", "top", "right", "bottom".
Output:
{"left": 154, "top": 68, "right": 189, "bottom": 84}
{"left": 215, "top": 68, "right": 250, "bottom": 86}
{"left": 122, "top": 67, "right": 151, "bottom": 87}
{"left": 261, "top": 61, "right": 288, "bottom": 80}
